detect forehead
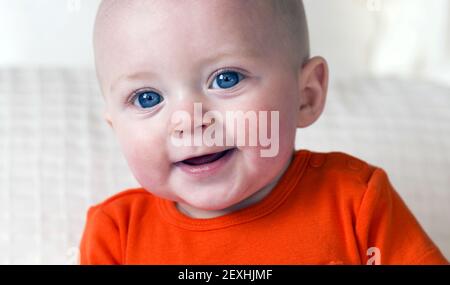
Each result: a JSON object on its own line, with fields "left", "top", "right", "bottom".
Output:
{"left": 95, "top": 0, "right": 280, "bottom": 78}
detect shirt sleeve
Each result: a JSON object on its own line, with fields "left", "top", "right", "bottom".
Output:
{"left": 355, "top": 167, "right": 449, "bottom": 265}
{"left": 79, "top": 206, "right": 122, "bottom": 265}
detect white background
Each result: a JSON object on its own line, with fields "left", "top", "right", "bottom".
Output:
{"left": 0, "top": 0, "right": 449, "bottom": 85}
{"left": 0, "top": 0, "right": 449, "bottom": 264}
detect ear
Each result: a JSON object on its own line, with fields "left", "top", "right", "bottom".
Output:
{"left": 104, "top": 109, "right": 113, "bottom": 128}
{"left": 296, "top": 56, "right": 329, "bottom": 128}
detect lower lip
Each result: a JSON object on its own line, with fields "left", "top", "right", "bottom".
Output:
{"left": 174, "top": 148, "right": 236, "bottom": 178}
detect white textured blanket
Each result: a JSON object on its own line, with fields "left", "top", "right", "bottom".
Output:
{"left": 0, "top": 68, "right": 448, "bottom": 264}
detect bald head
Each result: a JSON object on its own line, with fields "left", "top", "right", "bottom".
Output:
{"left": 93, "top": 0, "right": 309, "bottom": 96}
{"left": 94, "top": 0, "right": 309, "bottom": 57}
{"left": 270, "top": 0, "right": 310, "bottom": 61}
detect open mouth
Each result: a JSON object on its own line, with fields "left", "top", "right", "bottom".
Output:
{"left": 179, "top": 148, "right": 235, "bottom": 166}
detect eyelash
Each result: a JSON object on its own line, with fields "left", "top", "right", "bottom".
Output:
{"left": 208, "top": 67, "right": 246, "bottom": 87}
{"left": 126, "top": 67, "right": 247, "bottom": 106}
{"left": 126, "top": 88, "right": 159, "bottom": 107}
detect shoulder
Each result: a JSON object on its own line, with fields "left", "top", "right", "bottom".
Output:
{"left": 302, "top": 149, "right": 380, "bottom": 187}
{"left": 95, "top": 188, "right": 152, "bottom": 207}
{"left": 298, "top": 149, "right": 390, "bottom": 206}
{"left": 86, "top": 188, "right": 156, "bottom": 221}
{"left": 297, "top": 149, "right": 397, "bottom": 230}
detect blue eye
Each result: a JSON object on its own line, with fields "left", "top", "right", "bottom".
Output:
{"left": 133, "top": 90, "right": 164, "bottom": 109}
{"left": 210, "top": 70, "right": 244, "bottom": 89}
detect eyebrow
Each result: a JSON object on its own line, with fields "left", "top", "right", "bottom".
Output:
{"left": 109, "top": 47, "right": 262, "bottom": 93}
{"left": 110, "top": 71, "right": 157, "bottom": 93}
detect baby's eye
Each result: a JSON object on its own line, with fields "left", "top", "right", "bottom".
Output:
{"left": 133, "top": 90, "right": 164, "bottom": 109}
{"left": 209, "top": 70, "right": 245, "bottom": 89}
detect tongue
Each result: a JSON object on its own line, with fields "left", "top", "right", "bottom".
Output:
{"left": 182, "top": 150, "right": 228, "bottom": 166}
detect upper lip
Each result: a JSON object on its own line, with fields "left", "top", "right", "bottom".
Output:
{"left": 174, "top": 147, "right": 236, "bottom": 164}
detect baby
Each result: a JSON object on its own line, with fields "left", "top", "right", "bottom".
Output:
{"left": 80, "top": 0, "right": 448, "bottom": 265}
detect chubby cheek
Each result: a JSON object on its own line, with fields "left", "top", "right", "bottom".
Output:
{"left": 233, "top": 91, "right": 298, "bottom": 190}
{"left": 239, "top": 117, "right": 295, "bottom": 179}
{"left": 113, "top": 120, "right": 174, "bottom": 198}
{"left": 235, "top": 83, "right": 298, "bottom": 155}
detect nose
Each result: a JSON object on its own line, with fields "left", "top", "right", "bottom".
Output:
{"left": 168, "top": 96, "right": 216, "bottom": 141}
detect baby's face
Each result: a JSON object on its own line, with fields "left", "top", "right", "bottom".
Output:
{"left": 95, "top": 0, "right": 304, "bottom": 212}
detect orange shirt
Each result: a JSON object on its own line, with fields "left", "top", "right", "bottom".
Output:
{"left": 79, "top": 149, "right": 449, "bottom": 265}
